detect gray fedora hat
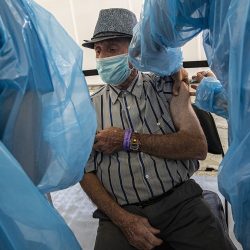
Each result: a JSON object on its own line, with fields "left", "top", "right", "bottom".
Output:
{"left": 82, "top": 8, "right": 137, "bottom": 49}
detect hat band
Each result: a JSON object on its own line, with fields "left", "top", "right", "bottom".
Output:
{"left": 92, "top": 32, "right": 132, "bottom": 40}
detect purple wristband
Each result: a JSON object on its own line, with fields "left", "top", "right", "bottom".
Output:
{"left": 123, "top": 129, "right": 132, "bottom": 151}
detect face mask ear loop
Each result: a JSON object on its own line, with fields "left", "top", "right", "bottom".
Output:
{"left": 128, "top": 66, "right": 133, "bottom": 78}
{"left": 128, "top": 61, "right": 135, "bottom": 73}
{"left": 130, "top": 65, "right": 138, "bottom": 77}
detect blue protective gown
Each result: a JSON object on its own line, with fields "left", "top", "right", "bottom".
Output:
{"left": 0, "top": 0, "right": 96, "bottom": 248}
{"left": 129, "top": 1, "right": 250, "bottom": 248}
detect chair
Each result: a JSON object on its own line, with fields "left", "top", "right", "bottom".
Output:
{"left": 192, "top": 104, "right": 229, "bottom": 228}
{"left": 192, "top": 104, "right": 225, "bottom": 156}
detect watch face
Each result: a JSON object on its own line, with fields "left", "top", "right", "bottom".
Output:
{"left": 130, "top": 138, "right": 140, "bottom": 151}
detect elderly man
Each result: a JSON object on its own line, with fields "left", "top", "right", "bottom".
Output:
{"left": 80, "top": 8, "right": 235, "bottom": 250}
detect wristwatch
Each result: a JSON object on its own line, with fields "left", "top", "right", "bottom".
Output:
{"left": 129, "top": 133, "right": 141, "bottom": 151}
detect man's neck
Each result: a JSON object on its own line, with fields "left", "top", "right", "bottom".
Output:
{"left": 116, "top": 69, "right": 138, "bottom": 90}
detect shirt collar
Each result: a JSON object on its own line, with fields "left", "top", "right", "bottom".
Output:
{"left": 109, "top": 73, "right": 143, "bottom": 104}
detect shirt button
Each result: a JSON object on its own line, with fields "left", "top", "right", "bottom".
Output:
{"left": 145, "top": 175, "right": 150, "bottom": 179}
{"left": 157, "top": 122, "right": 161, "bottom": 126}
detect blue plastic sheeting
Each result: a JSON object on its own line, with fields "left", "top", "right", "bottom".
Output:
{"left": 129, "top": 0, "right": 250, "bottom": 248}
{"left": 195, "top": 77, "right": 228, "bottom": 119}
{"left": 0, "top": 142, "right": 81, "bottom": 250}
{"left": 129, "top": 10, "right": 182, "bottom": 76}
{"left": 0, "top": 0, "right": 96, "bottom": 193}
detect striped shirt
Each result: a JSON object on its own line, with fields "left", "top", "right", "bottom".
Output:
{"left": 85, "top": 72, "right": 198, "bottom": 205}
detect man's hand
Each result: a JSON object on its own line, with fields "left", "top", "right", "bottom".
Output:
{"left": 94, "top": 127, "right": 124, "bottom": 154}
{"left": 118, "top": 213, "right": 163, "bottom": 250}
{"left": 81, "top": 173, "right": 162, "bottom": 250}
{"left": 171, "top": 68, "right": 189, "bottom": 96}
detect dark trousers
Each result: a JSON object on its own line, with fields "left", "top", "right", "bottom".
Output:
{"left": 94, "top": 179, "right": 236, "bottom": 250}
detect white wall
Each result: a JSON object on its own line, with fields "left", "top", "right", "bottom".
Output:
{"left": 34, "top": 0, "right": 207, "bottom": 84}
{"left": 35, "top": 0, "right": 143, "bottom": 70}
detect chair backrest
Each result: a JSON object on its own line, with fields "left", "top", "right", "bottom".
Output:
{"left": 192, "top": 104, "right": 224, "bottom": 156}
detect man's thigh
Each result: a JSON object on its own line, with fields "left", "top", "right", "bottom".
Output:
{"left": 94, "top": 220, "right": 136, "bottom": 250}
{"left": 157, "top": 197, "right": 236, "bottom": 250}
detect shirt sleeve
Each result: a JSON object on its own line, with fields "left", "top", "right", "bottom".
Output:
{"left": 150, "top": 74, "right": 174, "bottom": 103}
{"left": 84, "top": 150, "right": 97, "bottom": 173}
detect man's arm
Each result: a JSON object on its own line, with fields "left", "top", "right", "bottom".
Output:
{"left": 140, "top": 81, "right": 207, "bottom": 159}
{"left": 80, "top": 172, "right": 163, "bottom": 249}
{"left": 94, "top": 82, "right": 207, "bottom": 160}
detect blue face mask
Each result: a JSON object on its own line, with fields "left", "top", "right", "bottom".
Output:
{"left": 96, "top": 53, "right": 132, "bottom": 85}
